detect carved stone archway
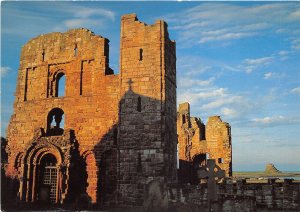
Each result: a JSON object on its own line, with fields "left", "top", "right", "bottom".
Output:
{"left": 18, "top": 129, "right": 76, "bottom": 204}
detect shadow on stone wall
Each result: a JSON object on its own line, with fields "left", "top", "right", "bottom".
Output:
{"left": 91, "top": 86, "right": 172, "bottom": 210}
{"left": 1, "top": 137, "right": 20, "bottom": 209}
{"left": 178, "top": 160, "right": 198, "bottom": 184}
{"left": 64, "top": 132, "right": 90, "bottom": 208}
{"left": 2, "top": 85, "right": 174, "bottom": 211}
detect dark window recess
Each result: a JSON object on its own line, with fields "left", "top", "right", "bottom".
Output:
{"left": 137, "top": 153, "right": 142, "bottom": 172}
{"left": 218, "top": 158, "right": 224, "bottom": 163}
{"left": 137, "top": 96, "right": 142, "bottom": 112}
{"left": 24, "top": 68, "right": 29, "bottom": 101}
{"left": 182, "top": 115, "right": 186, "bottom": 124}
{"left": 139, "top": 49, "right": 143, "bottom": 61}
{"left": 42, "top": 49, "right": 45, "bottom": 61}
{"left": 74, "top": 45, "right": 78, "bottom": 56}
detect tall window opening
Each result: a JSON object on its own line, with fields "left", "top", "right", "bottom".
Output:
{"left": 137, "top": 96, "right": 142, "bottom": 112}
{"left": 47, "top": 108, "right": 64, "bottom": 136}
{"left": 218, "top": 158, "right": 224, "bottom": 164}
{"left": 182, "top": 115, "right": 186, "bottom": 124}
{"left": 42, "top": 49, "right": 45, "bottom": 61}
{"left": 56, "top": 73, "right": 66, "bottom": 97}
{"left": 74, "top": 45, "right": 78, "bottom": 57}
{"left": 24, "top": 68, "right": 29, "bottom": 101}
{"left": 139, "top": 48, "right": 143, "bottom": 61}
{"left": 39, "top": 154, "right": 58, "bottom": 203}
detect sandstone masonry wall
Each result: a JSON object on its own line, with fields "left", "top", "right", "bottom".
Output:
{"left": 118, "top": 14, "right": 176, "bottom": 205}
{"left": 5, "top": 14, "right": 176, "bottom": 207}
{"left": 177, "top": 102, "right": 232, "bottom": 183}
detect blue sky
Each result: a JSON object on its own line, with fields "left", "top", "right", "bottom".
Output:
{"left": 1, "top": 1, "right": 300, "bottom": 171}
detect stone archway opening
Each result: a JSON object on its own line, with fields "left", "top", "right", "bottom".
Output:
{"left": 38, "top": 153, "right": 58, "bottom": 203}
{"left": 193, "top": 153, "right": 207, "bottom": 169}
{"left": 47, "top": 108, "right": 64, "bottom": 136}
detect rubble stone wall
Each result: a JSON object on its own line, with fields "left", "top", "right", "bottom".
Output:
{"left": 177, "top": 102, "right": 232, "bottom": 183}
{"left": 168, "top": 181, "right": 300, "bottom": 211}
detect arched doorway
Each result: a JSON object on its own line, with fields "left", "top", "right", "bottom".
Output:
{"left": 190, "top": 153, "right": 207, "bottom": 184}
{"left": 19, "top": 130, "right": 78, "bottom": 204}
{"left": 38, "top": 153, "right": 58, "bottom": 203}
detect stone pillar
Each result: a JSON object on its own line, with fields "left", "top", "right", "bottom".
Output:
{"left": 31, "top": 164, "right": 37, "bottom": 202}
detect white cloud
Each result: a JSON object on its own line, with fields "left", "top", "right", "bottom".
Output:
{"left": 290, "top": 87, "right": 300, "bottom": 94}
{"left": 202, "top": 95, "right": 243, "bottom": 110}
{"left": 178, "top": 77, "right": 215, "bottom": 88}
{"left": 74, "top": 8, "right": 115, "bottom": 21}
{"left": 244, "top": 57, "right": 273, "bottom": 66}
{"left": 278, "top": 50, "right": 289, "bottom": 56}
{"left": 251, "top": 115, "right": 300, "bottom": 127}
{"left": 263, "top": 71, "right": 286, "bottom": 80}
{"left": 165, "top": 3, "right": 300, "bottom": 46}
{"left": 0, "top": 66, "right": 12, "bottom": 77}
{"left": 252, "top": 116, "right": 285, "bottom": 124}
{"left": 242, "top": 56, "right": 273, "bottom": 73}
{"left": 199, "top": 32, "right": 254, "bottom": 44}
{"left": 264, "top": 72, "right": 273, "bottom": 79}
{"left": 63, "top": 19, "right": 103, "bottom": 28}
{"left": 2, "top": 3, "right": 115, "bottom": 38}
{"left": 288, "top": 9, "right": 300, "bottom": 21}
{"left": 221, "top": 107, "right": 238, "bottom": 117}
{"left": 178, "top": 87, "right": 227, "bottom": 105}
{"left": 291, "top": 38, "right": 300, "bottom": 50}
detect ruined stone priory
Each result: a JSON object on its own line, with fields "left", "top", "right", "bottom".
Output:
{"left": 177, "top": 102, "right": 232, "bottom": 184}
{"left": 4, "top": 14, "right": 177, "bottom": 206}
{"left": 2, "top": 12, "right": 300, "bottom": 211}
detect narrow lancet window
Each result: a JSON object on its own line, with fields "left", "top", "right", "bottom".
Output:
{"left": 42, "top": 49, "right": 45, "bottom": 61}
{"left": 182, "top": 115, "right": 186, "bottom": 124}
{"left": 137, "top": 96, "right": 141, "bottom": 112}
{"left": 139, "top": 48, "right": 143, "bottom": 61}
{"left": 56, "top": 73, "right": 66, "bottom": 97}
{"left": 74, "top": 45, "right": 78, "bottom": 57}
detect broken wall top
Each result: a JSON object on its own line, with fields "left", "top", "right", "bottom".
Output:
{"left": 121, "top": 13, "right": 174, "bottom": 43}
{"left": 20, "top": 28, "right": 110, "bottom": 69}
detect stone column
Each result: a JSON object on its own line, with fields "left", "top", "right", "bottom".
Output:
{"left": 31, "top": 164, "right": 37, "bottom": 202}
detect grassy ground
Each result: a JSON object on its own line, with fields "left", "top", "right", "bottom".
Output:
{"left": 232, "top": 171, "right": 300, "bottom": 183}
{"left": 233, "top": 171, "right": 300, "bottom": 177}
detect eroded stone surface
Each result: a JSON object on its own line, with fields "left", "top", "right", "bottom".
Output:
{"left": 177, "top": 102, "right": 232, "bottom": 183}
{"left": 5, "top": 13, "right": 176, "bottom": 207}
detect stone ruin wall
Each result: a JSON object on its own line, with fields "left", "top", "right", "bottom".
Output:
{"left": 5, "top": 14, "right": 177, "bottom": 207}
{"left": 168, "top": 180, "right": 300, "bottom": 211}
{"left": 118, "top": 14, "right": 177, "bottom": 205}
{"left": 6, "top": 28, "right": 119, "bottom": 203}
{"left": 177, "top": 102, "right": 232, "bottom": 183}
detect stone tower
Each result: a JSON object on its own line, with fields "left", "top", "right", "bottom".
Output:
{"left": 118, "top": 14, "right": 177, "bottom": 205}
{"left": 5, "top": 14, "right": 176, "bottom": 207}
{"left": 177, "top": 102, "right": 232, "bottom": 183}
